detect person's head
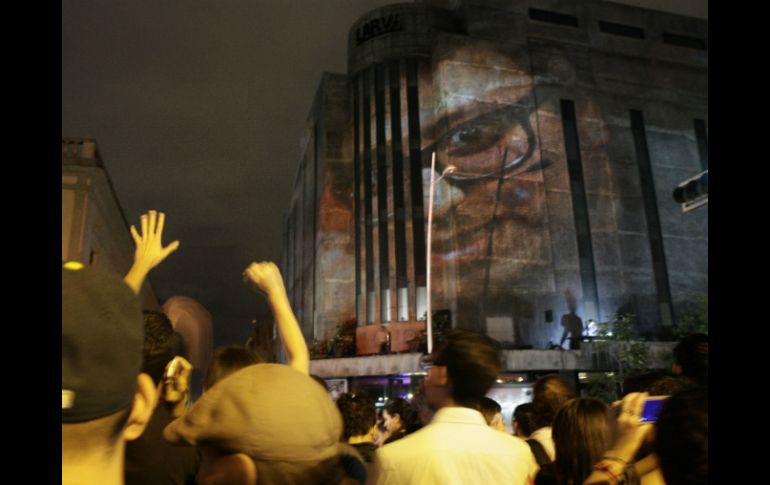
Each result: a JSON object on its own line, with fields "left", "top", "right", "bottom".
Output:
{"left": 623, "top": 371, "right": 696, "bottom": 397}
{"left": 532, "top": 374, "right": 575, "bottom": 429}
{"left": 336, "top": 393, "right": 376, "bottom": 441}
{"left": 512, "top": 402, "right": 537, "bottom": 437}
{"left": 203, "top": 345, "right": 263, "bottom": 391}
{"left": 479, "top": 396, "right": 505, "bottom": 432}
{"left": 552, "top": 398, "right": 611, "bottom": 485}
{"left": 655, "top": 388, "right": 708, "bottom": 485}
{"left": 672, "top": 333, "right": 708, "bottom": 386}
{"left": 383, "top": 398, "right": 419, "bottom": 434}
{"left": 62, "top": 264, "right": 156, "bottom": 478}
{"left": 424, "top": 329, "right": 501, "bottom": 409}
{"left": 141, "top": 310, "right": 186, "bottom": 386}
{"left": 164, "top": 364, "right": 345, "bottom": 475}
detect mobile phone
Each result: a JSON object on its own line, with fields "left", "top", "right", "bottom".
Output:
{"left": 639, "top": 396, "right": 668, "bottom": 423}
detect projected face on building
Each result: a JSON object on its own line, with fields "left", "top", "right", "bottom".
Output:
{"left": 426, "top": 42, "right": 553, "bottom": 335}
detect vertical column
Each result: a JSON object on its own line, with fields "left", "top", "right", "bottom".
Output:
{"left": 406, "top": 58, "right": 427, "bottom": 320}
{"left": 630, "top": 109, "right": 674, "bottom": 328}
{"left": 353, "top": 78, "right": 363, "bottom": 325}
{"left": 560, "top": 99, "right": 600, "bottom": 322}
{"left": 389, "top": 60, "right": 409, "bottom": 322}
{"left": 362, "top": 69, "right": 376, "bottom": 324}
{"left": 375, "top": 64, "right": 391, "bottom": 323}
{"left": 312, "top": 122, "right": 319, "bottom": 339}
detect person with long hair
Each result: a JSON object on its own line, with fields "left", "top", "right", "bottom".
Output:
{"left": 381, "top": 398, "right": 420, "bottom": 445}
{"left": 536, "top": 398, "right": 611, "bottom": 485}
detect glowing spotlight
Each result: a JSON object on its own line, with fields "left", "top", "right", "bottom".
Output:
{"left": 407, "top": 393, "right": 413, "bottom": 399}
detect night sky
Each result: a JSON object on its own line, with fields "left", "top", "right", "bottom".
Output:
{"left": 62, "top": 0, "right": 707, "bottom": 350}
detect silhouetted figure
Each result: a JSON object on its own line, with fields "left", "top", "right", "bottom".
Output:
{"left": 559, "top": 310, "right": 583, "bottom": 350}
{"left": 559, "top": 291, "right": 584, "bottom": 350}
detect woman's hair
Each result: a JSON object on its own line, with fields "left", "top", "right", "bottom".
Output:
{"left": 204, "top": 346, "right": 263, "bottom": 390}
{"left": 336, "top": 393, "right": 376, "bottom": 440}
{"left": 552, "top": 398, "right": 611, "bottom": 485}
{"left": 384, "top": 398, "right": 421, "bottom": 433}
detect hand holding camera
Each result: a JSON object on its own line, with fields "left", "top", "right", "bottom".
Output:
{"left": 161, "top": 355, "right": 193, "bottom": 408}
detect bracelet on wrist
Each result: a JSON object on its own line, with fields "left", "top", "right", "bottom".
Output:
{"left": 593, "top": 462, "right": 621, "bottom": 482}
{"left": 602, "top": 455, "right": 630, "bottom": 466}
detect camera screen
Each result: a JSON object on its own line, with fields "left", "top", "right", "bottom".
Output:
{"left": 640, "top": 398, "right": 666, "bottom": 423}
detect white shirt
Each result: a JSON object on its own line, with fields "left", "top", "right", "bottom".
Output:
{"left": 370, "top": 407, "right": 538, "bottom": 485}
{"left": 529, "top": 426, "right": 555, "bottom": 462}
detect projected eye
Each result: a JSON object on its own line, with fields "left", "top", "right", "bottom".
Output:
{"left": 448, "top": 122, "right": 501, "bottom": 156}
{"left": 431, "top": 105, "right": 538, "bottom": 182}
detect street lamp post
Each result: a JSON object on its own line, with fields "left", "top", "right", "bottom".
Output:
{"left": 426, "top": 152, "right": 455, "bottom": 355}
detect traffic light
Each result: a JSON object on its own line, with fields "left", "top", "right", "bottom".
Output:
{"left": 673, "top": 170, "right": 708, "bottom": 213}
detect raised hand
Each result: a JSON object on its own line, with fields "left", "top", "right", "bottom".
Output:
{"left": 583, "top": 392, "right": 655, "bottom": 485}
{"left": 124, "top": 210, "right": 180, "bottom": 294}
{"left": 243, "top": 261, "right": 309, "bottom": 375}
{"left": 611, "top": 392, "right": 654, "bottom": 455}
{"left": 130, "top": 210, "right": 180, "bottom": 270}
{"left": 243, "top": 261, "right": 286, "bottom": 298}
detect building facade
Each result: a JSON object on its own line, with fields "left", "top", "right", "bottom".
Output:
{"left": 62, "top": 137, "right": 159, "bottom": 310}
{"left": 282, "top": 0, "right": 707, "bottom": 352}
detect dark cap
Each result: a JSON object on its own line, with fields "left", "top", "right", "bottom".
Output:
{"left": 62, "top": 263, "right": 144, "bottom": 423}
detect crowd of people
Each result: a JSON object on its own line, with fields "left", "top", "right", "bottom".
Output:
{"left": 62, "top": 210, "right": 708, "bottom": 485}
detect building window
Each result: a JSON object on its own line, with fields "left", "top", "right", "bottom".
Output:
{"left": 598, "top": 20, "right": 645, "bottom": 39}
{"left": 528, "top": 8, "right": 579, "bottom": 28}
{"left": 662, "top": 32, "right": 706, "bottom": 50}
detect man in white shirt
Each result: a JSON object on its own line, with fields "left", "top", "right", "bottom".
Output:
{"left": 370, "top": 330, "right": 538, "bottom": 485}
